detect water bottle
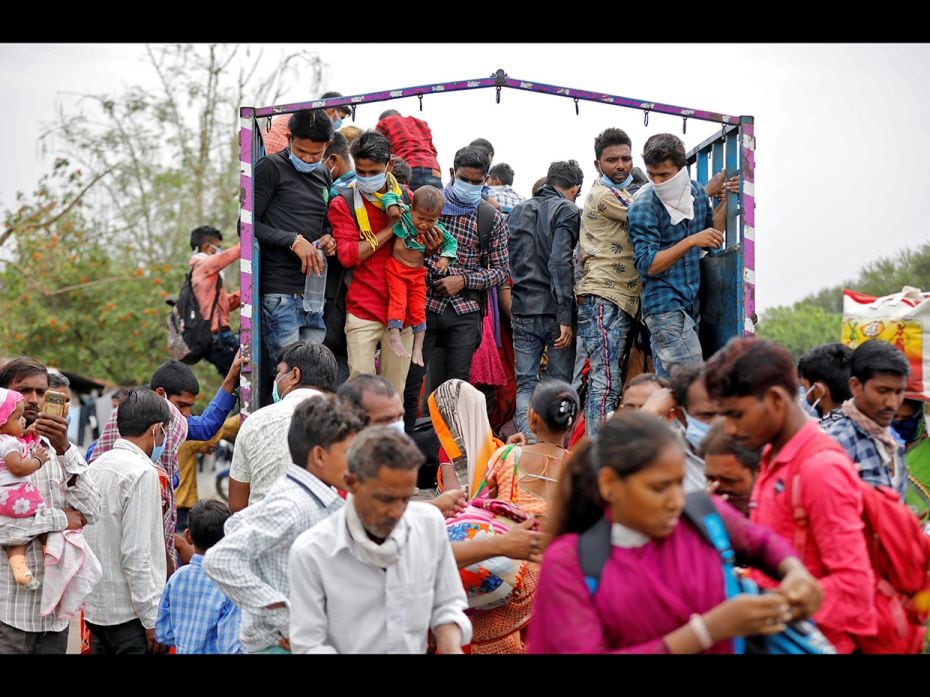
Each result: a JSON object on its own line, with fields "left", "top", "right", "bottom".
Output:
{"left": 303, "top": 245, "right": 327, "bottom": 314}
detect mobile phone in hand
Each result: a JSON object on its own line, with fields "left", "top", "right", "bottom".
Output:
{"left": 42, "top": 391, "right": 67, "bottom": 418}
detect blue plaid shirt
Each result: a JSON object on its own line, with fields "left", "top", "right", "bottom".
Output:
{"left": 821, "top": 412, "right": 909, "bottom": 500}
{"left": 155, "top": 554, "right": 244, "bottom": 654}
{"left": 628, "top": 181, "right": 713, "bottom": 318}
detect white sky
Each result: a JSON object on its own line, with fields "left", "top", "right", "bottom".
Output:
{"left": 2, "top": 42, "right": 929, "bottom": 312}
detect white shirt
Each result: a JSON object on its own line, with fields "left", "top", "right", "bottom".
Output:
{"left": 288, "top": 501, "right": 471, "bottom": 654}
{"left": 83, "top": 439, "right": 166, "bottom": 629}
{"left": 202, "top": 464, "right": 343, "bottom": 653}
{"left": 229, "top": 387, "right": 322, "bottom": 504}
{"left": 0, "top": 439, "right": 100, "bottom": 633}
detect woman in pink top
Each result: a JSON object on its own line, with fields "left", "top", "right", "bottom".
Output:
{"left": 527, "top": 412, "right": 822, "bottom": 653}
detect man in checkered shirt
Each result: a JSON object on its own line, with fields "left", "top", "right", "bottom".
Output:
{"left": 821, "top": 340, "right": 911, "bottom": 500}
{"left": 486, "top": 162, "right": 526, "bottom": 215}
{"left": 403, "top": 145, "right": 509, "bottom": 424}
{"left": 628, "top": 133, "right": 724, "bottom": 377}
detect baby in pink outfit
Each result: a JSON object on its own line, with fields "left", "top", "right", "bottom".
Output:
{"left": 0, "top": 387, "right": 51, "bottom": 590}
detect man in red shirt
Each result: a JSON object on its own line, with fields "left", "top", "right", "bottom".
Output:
{"left": 704, "top": 337, "right": 877, "bottom": 653}
{"left": 375, "top": 110, "right": 442, "bottom": 191}
{"left": 328, "top": 130, "right": 443, "bottom": 397}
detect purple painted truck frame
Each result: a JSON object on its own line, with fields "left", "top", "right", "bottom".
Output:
{"left": 237, "top": 70, "right": 755, "bottom": 415}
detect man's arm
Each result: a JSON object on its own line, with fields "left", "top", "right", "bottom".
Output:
{"left": 549, "top": 205, "right": 580, "bottom": 327}
{"left": 123, "top": 469, "right": 167, "bottom": 629}
{"left": 227, "top": 478, "right": 250, "bottom": 514}
{"left": 192, "top": 242, "right": 241, "bottom": 277}
{"left": 287, "top": 534, "right": 338, "bottom": 654}
{"left": 227, "top": 424, "right": 252, "bottom": 513}
{"left": 629, "top": 198, "right": 722, "bottom": 276}
{"left": 253, "top": 158, "right": 298, "bottom": 249}
{"left": 330, "top": 195, "right": 397, "bottom": 266}
{"left": 202, "top": 499, "right": 297, "bottom": 612}
{"left": 450, "top": 517, "right": 542, "bottom": 568}
{"left": 186, "top": 355, "right": 240, "bottom": 442}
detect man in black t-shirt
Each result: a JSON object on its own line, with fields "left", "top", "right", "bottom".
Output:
{"left": 254, "top": 109, "right": 336, "bottom": 368}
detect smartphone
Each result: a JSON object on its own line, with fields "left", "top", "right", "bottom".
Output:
{"left": 42, "top": 391, "right": 67, "bottom": 418}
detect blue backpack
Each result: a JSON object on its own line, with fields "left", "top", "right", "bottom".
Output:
{"left": 577, "top": 490, "right": 835, "bottom": 654}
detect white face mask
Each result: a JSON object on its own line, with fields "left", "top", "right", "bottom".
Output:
{"left": 650, "top": 166, "right": 695, "bottom": 224}
{"left": 386, "top": 420, "right": 405, "bottom": 434}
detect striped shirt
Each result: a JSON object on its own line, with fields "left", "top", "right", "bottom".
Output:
{"left": 202, "top": 464, "right": 343, "bottom": 653}
{"left": 155, "top": 555, "right": 243, "bottom": 654}
{"left": 83, "top": 439, "right": 167, "bottom": 629}
{"left": 0, "top": 441, "right": 101, "bottom": 633}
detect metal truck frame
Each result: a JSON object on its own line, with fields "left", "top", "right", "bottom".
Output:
{"left": 237, "top": 70, "right": 755, "bottom": 416}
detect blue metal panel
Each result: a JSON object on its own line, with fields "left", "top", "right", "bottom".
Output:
{"left": 699, "top": 245, "right": 742, "bottom": 356}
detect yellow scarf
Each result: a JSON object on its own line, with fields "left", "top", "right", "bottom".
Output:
{"left": 353, "top": 173, "right": 403, "bottom": 250}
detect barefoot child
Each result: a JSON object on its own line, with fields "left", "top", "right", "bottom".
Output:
{"left": 0, "top": 387, "right": 51, "bottom": 590}
{"left": 384, "top": 185, "right": 457, "bottom": 366}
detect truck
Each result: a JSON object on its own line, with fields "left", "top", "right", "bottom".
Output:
{"left": 236, "top": 70, "right": 755, "bottom": 416}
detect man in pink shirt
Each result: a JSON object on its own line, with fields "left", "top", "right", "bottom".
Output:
{"left": 704, "top": 337, "right": 877, "bottom": 653}
{"left": 189, "top": 226, "right": 241, "bottom": 376}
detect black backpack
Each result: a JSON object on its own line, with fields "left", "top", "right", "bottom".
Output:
{"left": 166, "top": 271, "right": 221, "bottom": 364}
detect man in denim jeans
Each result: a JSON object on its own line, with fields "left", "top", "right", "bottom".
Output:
{"left": 575, "top": 128, "right": 648, "bottom": 436}
{"left": 507, "top": 160, "right": 583, "bottom": 441}
{"left": 255, "top": 109, "right": 337, "bottom": 371}
{"left": 628, "top": 133, "right": 724, "bottom": 377}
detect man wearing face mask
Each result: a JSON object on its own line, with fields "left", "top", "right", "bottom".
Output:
{"left": 628, "top": 133, "right": 724, "bottom": 377}
{"left": 575, "top": 128, "right": 648, "bottom": 437}
{"left": 330, "top": 131, "right": 444, "bottom": 399}
{"left": 255, "top": 109, "right": 337, "bottom": 376}
{"left": 506, "top": 160, "right": 584, "bottom": 443}
{"left": 821, "top": 340, "right": 911, "bottom": 500}
{"left": 83, "top": 389, "right": 171, "bottom": 654}
{"left": 324, "top": 131, "right": 355, "bottom": 199}
{"left": 402, "top": 146, "right": 510, "bottom": 427}
{"left": 797, "top": 342, "right": 853, "bottom": 421}
{"left": 188, "top": 225, "right": 241, "bottom": 376}
{"left": 227, "top": 342, "right": 338, "bottom": 513}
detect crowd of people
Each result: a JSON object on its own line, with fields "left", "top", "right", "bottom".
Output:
{"left": 0, "top": 96, "right": 927, "bottom": 655}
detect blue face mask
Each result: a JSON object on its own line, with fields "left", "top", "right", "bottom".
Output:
{"left": 684, "top": 411, "right": 712, "bottom": 451}
{"left": 356, "top": 172, "right": 387, "bottom": 194}
{"left": 451, "top": 178, "right": 484, "bottom": 204}
{"left": 799, "top": 385, "right": 821, "bottom": 419}
{"left": 332, "top": 117, "right": 344, "bottom": 130}
{"left": 289, "top": 150, "right": 322, "bottom": 174}
{"left": 601, "top": 172, "right": 633, "bottom": 190}
{"left": 149, "top": 424, "right": 166, "bottom": 464}
{"left": 893, "top": 411, "right": 923, "bottom": 444}
{"left": 272, "top": 368, "right": 294, "bottom": 404}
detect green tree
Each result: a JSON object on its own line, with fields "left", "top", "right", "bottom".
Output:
{"left": 1, "top": 44, "right": 325, "bottom": 394}
{"left": 755, "top": 302, "right": 843, "bottom": 361}
{"left": 0, "top": 159, "right": 169, "bottom": 384}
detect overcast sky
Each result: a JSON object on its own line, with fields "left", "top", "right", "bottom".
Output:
{"left": 2, "top": 42, "right": 928, "bottom": 312}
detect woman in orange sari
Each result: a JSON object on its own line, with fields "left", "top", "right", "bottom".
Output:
{"left": 467, "top": 381, "right": 579, "bottom": 653}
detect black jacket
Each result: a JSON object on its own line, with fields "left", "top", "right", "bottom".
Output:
{"left": 506, "top": 185, "right": 580, "bottom": 326}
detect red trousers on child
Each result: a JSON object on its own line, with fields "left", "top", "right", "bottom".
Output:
{"left": 386, "top": 256, "right": 427, "bottom": 333}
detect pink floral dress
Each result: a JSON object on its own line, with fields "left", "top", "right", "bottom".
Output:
{"left": 0, "top": 434, "right": 48, "bottom": 518}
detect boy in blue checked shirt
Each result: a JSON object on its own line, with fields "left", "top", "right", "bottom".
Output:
{"left": 155, "top": 500, "right": 243, "bottom": 654}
